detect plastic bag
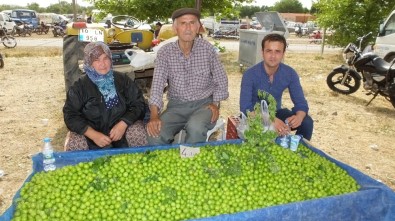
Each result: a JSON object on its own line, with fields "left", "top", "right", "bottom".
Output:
{"left": 236, "top": 112, "right": 249, "bottom": 139}
{"left": 261, "top": 100, "right": 275, "bottom": 131}
{"left": 124, "top": 49, "right": 156, "bottom": 70}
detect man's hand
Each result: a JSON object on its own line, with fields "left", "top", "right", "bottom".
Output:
{"left": 286, "top": 111, "right": 306, "bottom": 129}
{"left": 147, "top": 117, "right": 162, "bottom": 137}
{"left": 274, "top": 118, "right": 290, "bottom": 136}
{"left": 207, "top": 103, "right": 220, "bottom": 123}
{"left": 110, "top": 120, "right": 128, "bottom": 141}
{"left": 147, "top": 105, "right": 162, "bottom": 137}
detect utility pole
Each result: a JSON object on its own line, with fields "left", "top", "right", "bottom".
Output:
{"left": 195, "top": 0, "right": 202, "bottom": 12}
{"left": 72, "top": 0, "right": 77, "bottom": 22}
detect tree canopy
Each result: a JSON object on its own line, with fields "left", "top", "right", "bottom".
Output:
{"left": 272, "top": 0, "right": 306, "bottom": 13}
{"left": 238, "top": 5, "right": 272, "bottom": 18}
{"left": 87, "top": 0, "right": 251, "bottom": 22}
{"left": 315, "top": 0, "right": 394, "bottom": 47}
{"left": 0, "top": 2, "right": 93, "bottom": 14}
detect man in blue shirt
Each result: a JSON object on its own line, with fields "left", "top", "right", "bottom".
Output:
{"left": 240, "top": 33, "right": 313, "bottom": 140}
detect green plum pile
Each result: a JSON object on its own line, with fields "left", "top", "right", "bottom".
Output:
{"left": 12, "top": 141, "right": 359, "bottom": 221}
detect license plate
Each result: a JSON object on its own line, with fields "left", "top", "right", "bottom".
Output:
{"left": 78, "top": 29, "right": 104, "bottom": 42}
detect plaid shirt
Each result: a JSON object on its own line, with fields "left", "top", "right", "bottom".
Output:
{"left": 149, "top": 37, "right": 229, "bottom": 110}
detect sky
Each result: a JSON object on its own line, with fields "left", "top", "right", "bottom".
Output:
{"left": 0, "top": 0, "right": 92, "bottom": 8}
{"left": 0, "top": 0, "right": 313, "bottom": 10}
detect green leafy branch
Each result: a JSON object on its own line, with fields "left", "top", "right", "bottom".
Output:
{"left": 213, "top": 41, "right": 226, "bottom": 53}
{"left": 257, "top": 90, "right": 277, "bottom": 122}
{"left": 243, "top": 90, "right": 277, "bottom": 145}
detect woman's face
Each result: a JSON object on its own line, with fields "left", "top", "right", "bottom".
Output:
{"left": 91, "top": 53, "right": 112, "bottom": 75}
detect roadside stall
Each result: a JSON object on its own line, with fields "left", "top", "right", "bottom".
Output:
{"left": 1, "top": 138, "right": 395, "bottom": 221}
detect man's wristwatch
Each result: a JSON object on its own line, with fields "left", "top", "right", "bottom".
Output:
{"left": 213, "top": 101, "right": 220, "bottom": 108}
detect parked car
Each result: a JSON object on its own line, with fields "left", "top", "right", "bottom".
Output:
{"left": 239, "top": 21, "right": 262, "bottom": 30}
{"left": 0, "top": 12, "right": 16, "bottom": 34}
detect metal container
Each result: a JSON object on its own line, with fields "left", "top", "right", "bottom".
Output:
{"left": 239, "top": 11, "right": 289, "bottom": 68}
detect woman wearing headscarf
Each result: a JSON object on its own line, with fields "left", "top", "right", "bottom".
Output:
{"left": 63, "top": 42, "right": 147, "bottom": 150}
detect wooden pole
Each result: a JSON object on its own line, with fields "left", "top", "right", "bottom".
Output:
{"left": 72, "top": 0, "right": 77, "bottom": 22}
{"left": 195, "top": 0, "right": 202, "bottom": 12}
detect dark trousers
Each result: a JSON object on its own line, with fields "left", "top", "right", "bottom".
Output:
{"left": 276, "top": 108, "right": 314, "bottom": 140}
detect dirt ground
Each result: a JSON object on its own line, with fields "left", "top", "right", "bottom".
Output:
{"left": 0, "top": 39, "right": 394, "bottom": 215}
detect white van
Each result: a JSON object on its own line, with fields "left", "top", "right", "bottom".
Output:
{"left": 0, "top": 12, "right": 16, "bottom": 34}
{"left": 38, "top": 13, "right": 69, "bottom": 25}
{"left": 374, "top": 10, "right": 395, "bottom": 62}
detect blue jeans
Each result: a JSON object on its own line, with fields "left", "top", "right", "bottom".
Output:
{"left": 276, "top": 108, "right": 314, "bottom": 140}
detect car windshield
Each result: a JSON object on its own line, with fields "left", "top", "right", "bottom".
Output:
{"left": 12, "top": 11, "right": 32, "bottom": 18}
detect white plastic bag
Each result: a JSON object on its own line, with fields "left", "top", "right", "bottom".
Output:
{"left": 124, "top": 49, "right": 156, "bottom": 70}
{"left": 261, "top": 100, "right": 275, "bottom": 131}
{"left": 236, "top": 112, "right": 249, "bottom": 139}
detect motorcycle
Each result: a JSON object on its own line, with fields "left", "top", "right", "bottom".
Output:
{"left": 52, "top": 21, "right": 66, "bottom": 37}
{"left": 23, "top": 23, "right": 33, "bottom": 36}
{"left": 12, "top": 22, "right": 32, "bottom": 37}
{"left": 0, "top": 27, "right": 17, "bottom": 48}
{"left": 36, "top": 21, "right": 50, "bottom": 35}
{"left": 326, "top": 32, "right": 395, "bottom": 108}
{"left": 0, "top": 52, "right": 3, "bottom": 68}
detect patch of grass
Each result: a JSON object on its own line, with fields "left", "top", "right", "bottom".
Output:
{"left": 2, "top": 47, "right": 62, "bottom": 58}
{"left": 219, "top": 51, "right": 242, "bottom": 75}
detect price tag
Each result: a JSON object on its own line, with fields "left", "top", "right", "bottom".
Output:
{"left": 180, "top": 145, "right": 200, "bottom": 158}
{"left": 78, "top": 29, "right": 104, "bottom": 42}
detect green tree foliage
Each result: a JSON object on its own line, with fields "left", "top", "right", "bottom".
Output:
{"left": 46, "top": 1, "right": 74, "bottom": 14}
{"left": 26, "top": 3, "right": 43, "bottom": 13}
{"left": 239, "top": 5, "right": 262, "bottom": 18}
{"left": 0, "top": 4, "right": 23, "bottom": 11}
{"left": 0, "top": 2, "right": 92, "bottom": 15}
{"left": 239, "top": 6, "right": 270, "bottom": 18}
{"left": 87, "top": 0, "right": 250, "bottom": 22}
{"left": 315, "top": 0, "right": 394, "bottom": 47}
{"left": 272, "top": 0, "right": 305, "bottom": 13}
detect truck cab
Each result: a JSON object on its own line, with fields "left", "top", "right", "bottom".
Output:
{"left": 10, "top": 9, "right": 39, "bottom": 28}
{"left": 374, "top": 10, "right": 395, "bottom": 62}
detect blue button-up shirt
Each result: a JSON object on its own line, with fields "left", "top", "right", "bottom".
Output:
{"left": 240, "top": 61, "right": 309, "bottom": 115}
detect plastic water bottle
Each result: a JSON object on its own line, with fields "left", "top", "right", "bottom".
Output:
{"left": 279, "top": 135, "right": 289, "bottom": 148}
{"left": 42, "top": 138, "right": 56, "bottom": 171}
{"left": 279, "top": 119, "right": 290, "bottom": 148}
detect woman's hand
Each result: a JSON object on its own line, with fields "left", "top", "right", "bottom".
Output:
{"left": 85, "top": 127, "right": 112, "bottom": 148}
{"left": 110, "top": 120, "right": 128, "bottom": 141}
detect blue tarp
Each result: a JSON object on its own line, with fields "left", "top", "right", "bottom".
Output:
{"left": 1, "top": 140, "right": 395, "bottom": 221}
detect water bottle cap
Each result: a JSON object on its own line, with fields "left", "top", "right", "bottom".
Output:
{"left": 43, "top": 138, "right": 51, "bottom": 142}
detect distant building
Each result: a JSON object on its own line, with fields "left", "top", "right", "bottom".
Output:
{"left": 280, "top": 13, "right": 315, "bottom": 23}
